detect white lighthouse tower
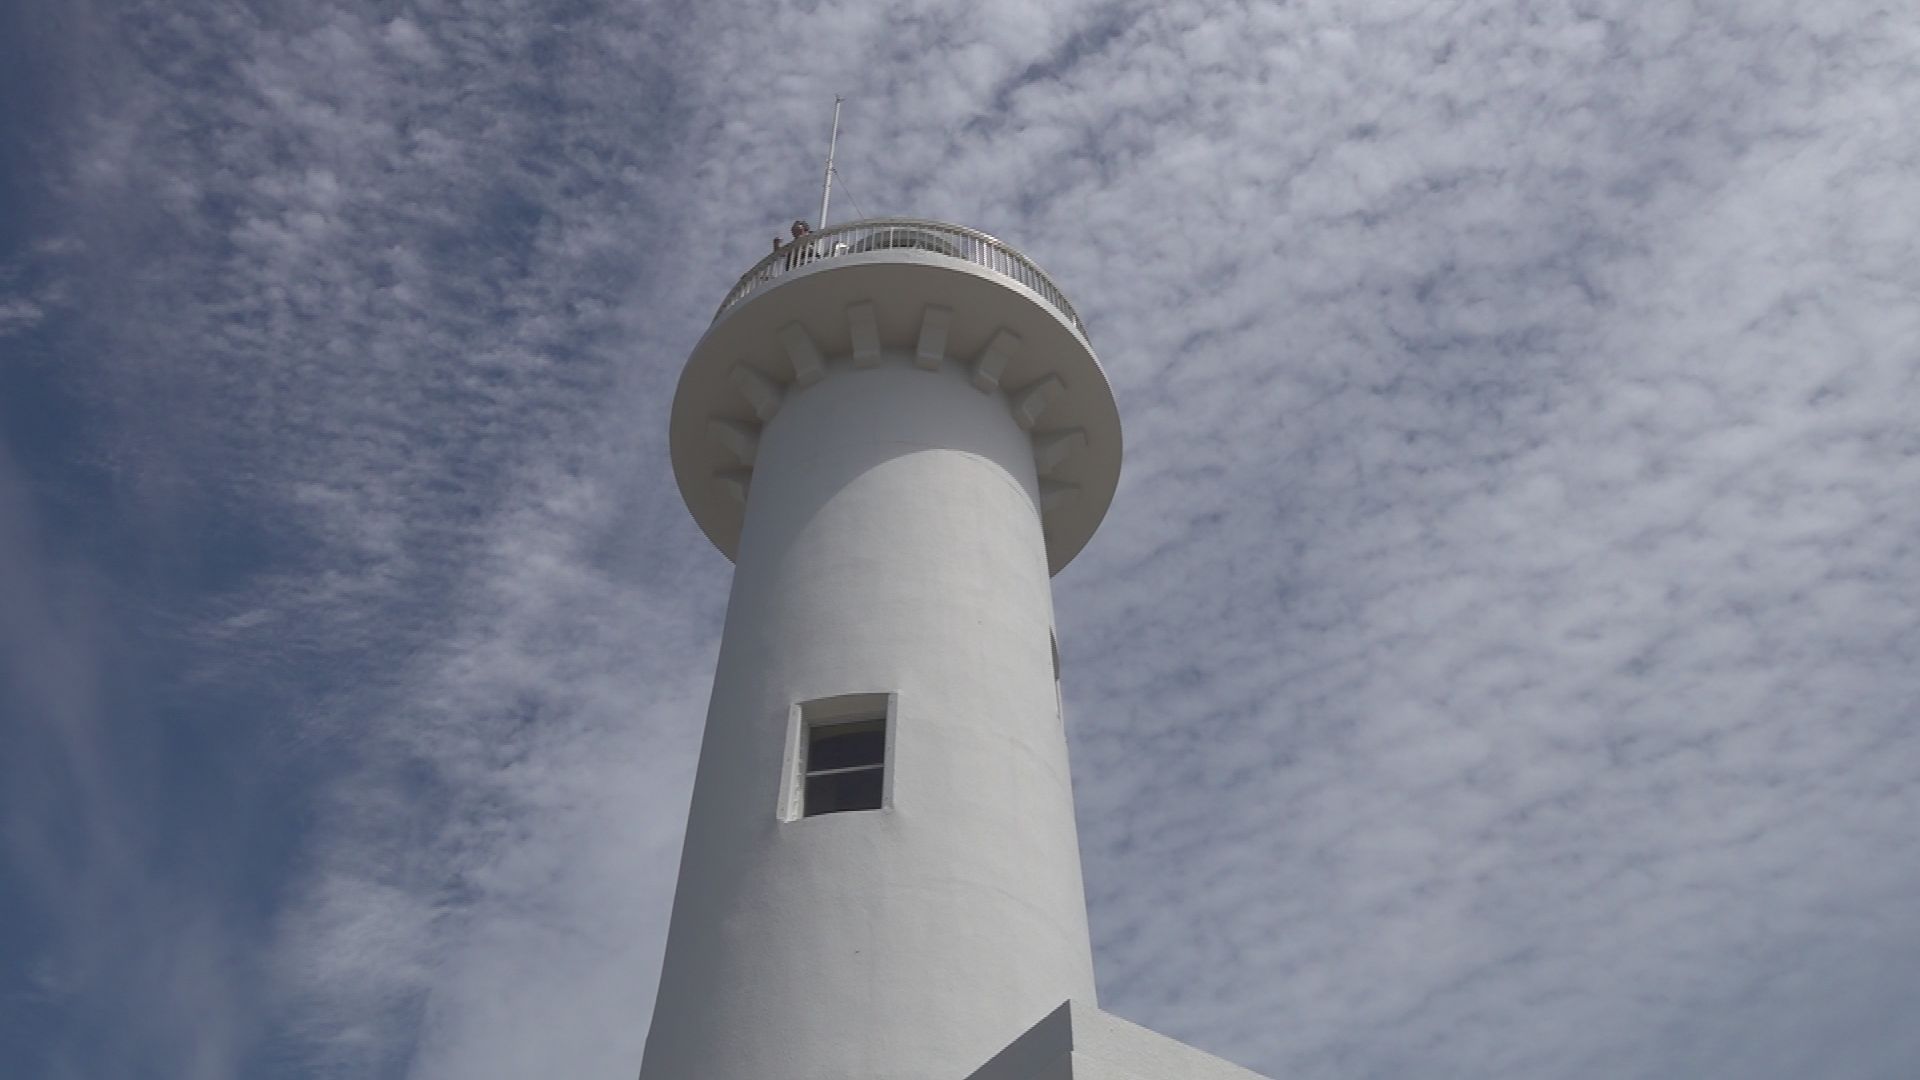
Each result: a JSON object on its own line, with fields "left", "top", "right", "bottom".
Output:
{"left": 642, "top": 219, "right": 1269, "bottom": 1080}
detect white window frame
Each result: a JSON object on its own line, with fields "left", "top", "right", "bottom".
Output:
{"left": 1051, "top": 629, "right": 1063, "bottom": 722}
{"left": 779, "top": 691, "right": 898, "bottom": 822}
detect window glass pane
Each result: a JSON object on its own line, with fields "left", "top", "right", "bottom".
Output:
{"left": 805, "top": 767, "right": 883, "bottom": 816}
{"left": 807, "top": 719, "right": 884, "bottom": 773}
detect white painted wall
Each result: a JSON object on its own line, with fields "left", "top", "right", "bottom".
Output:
{"left": 639, "top": 356, "right": 1099, "bottom": 1080}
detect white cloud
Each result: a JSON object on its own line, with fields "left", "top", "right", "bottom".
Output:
{"left": 8, "top": 0, "right": 1919, "bottom": 1078}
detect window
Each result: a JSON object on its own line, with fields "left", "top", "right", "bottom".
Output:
{"left": 1052, "top": 630, "right": 1064, "bottom": 721}
{"left": 803, "top": 718, "right": 886, "bottom": 816}
{"left": 782, "top": 693, "right": 895, "bottom": 821}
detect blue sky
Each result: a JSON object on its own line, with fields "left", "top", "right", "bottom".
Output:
{"left": 3, "top": 2, "right": 1919, "bottom": 1078}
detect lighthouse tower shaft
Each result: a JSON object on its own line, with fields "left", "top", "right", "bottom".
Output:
{"left": 643, "top": 222, "right": 1122, "bottom": 1080}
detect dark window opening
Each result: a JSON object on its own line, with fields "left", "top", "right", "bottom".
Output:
{"left": 804, "top": 718, "right": 885, "bottom": 817}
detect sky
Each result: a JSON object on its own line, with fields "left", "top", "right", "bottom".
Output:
{"left": 2, "top": 1, "right": 1919, "bottom": 1078}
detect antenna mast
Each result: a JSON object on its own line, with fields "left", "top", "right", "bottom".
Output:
{"left": 818, "top": 96, "right": 843, "bottom": 229}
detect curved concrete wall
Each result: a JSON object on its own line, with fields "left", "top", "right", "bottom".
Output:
{"left": 639, "top": 356, "right": 1098, "bottom": 1080}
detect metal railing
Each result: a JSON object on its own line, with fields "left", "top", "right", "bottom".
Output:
{"left": 712, "top": 218, "right": 1089, "bottom": 340}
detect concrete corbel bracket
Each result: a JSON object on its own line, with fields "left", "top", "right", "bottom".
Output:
{"left": 970, "top": 328, "right": 1021, "bottom": 393}
{"left": 1040, "top": 479, "right": 1080, "bottom": 514}
{"left": 847, "top": 302, "right": 882, "bottom": 368}
{"left": 915, "top": 305, "right": 952, "bottom": 370}
{"left": 708, "top": 418, "right": 762, "bottom": 465}
{"left": 779, "top": 321, "right": 827, "bottom": 386}
{"left": 728, "top": 363, "right": 785, "bottom": 422}
{"left": 714, "top": 468, "right": 752, "bottom": 506}
{"left": 1009, "top": 375, "right": 1065, "bottom": 431}
{"left": 1031, "top": 429, "right": 1088, "bottom": 476}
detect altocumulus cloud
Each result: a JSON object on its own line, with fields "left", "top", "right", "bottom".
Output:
{"left": 2, "top": 1, "right": 1918, "bottom": 1079}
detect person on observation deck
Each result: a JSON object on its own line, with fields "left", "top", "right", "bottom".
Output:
{"left": 785, "top": 219, "right": 813, "bottom": 269}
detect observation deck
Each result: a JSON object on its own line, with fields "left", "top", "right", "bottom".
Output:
{"left": 672, "top": 217, "right": 1122, "bottom": 573}
{"left": 713, "top": 219, "right": 1091, "bottom": 342}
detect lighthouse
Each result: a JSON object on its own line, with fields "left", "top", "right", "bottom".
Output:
{"left": 641, "top": 219, "right": 1268, "bottom": 1080}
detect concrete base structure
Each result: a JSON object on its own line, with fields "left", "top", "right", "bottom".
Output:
{"left": 964, "top": 1001, "right": 1274, "bottom": 1080}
